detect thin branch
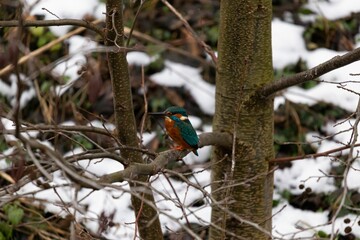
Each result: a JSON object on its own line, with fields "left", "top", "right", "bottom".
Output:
{"left": 1, "top": 123, "right": 112, "bottom": 136}
{"left": 26, "top": 144, "right": 53, "bottom": 181}
{"left": 139, "top": 65, "right": 147, "bottom": 142}
{"left": 0, "top": 19, "right": 104, "bottom": 37}
{"left": 258, "top": 47, "right": 360, "bottom": 98}
{"left": 330, "top": 97, "right": 360, "bottom": 240}
{"left": 126, "top": 0, "right": 145, "bottom": 47}
{"left": 13, "top": 7, "right": 24, "bottom": 139}
{"left": 270, "top": 143, "right": 360, "bottom": 163}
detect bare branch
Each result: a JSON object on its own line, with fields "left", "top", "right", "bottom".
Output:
{"left": 98, "top": 132, "right": 232, "bottom": 183}
{"left": 0, "top": 19, "right": 104, "bottom": 37}
{"left": 258, "top": 47, "right": 360, "bottom": 98}
{"left": 99, "top": 149, "right": 185, "bottom": 183}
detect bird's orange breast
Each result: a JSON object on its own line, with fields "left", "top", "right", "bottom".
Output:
{"left": 164, "top": 117, "right": 192, "bottom": 149}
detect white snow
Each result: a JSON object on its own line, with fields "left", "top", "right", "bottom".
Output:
{"left": 305, "top": 0, "right": 360, "bottom": 20}
{"left": 127, "top": 52, "right": 156, "bottom": 66}
{"left": 272, "top": 19, "right": 307, "bottom": 69}
{"left": 53, "top": 36, "right": 98, "bottom": 96}
{"left": 27, "top": 0, "right": 105, "bottom": 36}
{"left": 150, "top": 61, "right": 216, "bottom": 115}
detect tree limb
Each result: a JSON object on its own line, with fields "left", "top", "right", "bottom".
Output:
{"left": 99, "top": 132, "right": 232, "bottom": 183}
{"left": 258, "top": 47, "right": 360, "bottom": 98}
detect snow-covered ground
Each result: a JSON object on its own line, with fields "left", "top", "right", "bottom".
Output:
{"left": 1, "top": 0, "right": 360, "bottom": 239}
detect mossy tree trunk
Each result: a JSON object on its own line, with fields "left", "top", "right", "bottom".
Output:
{"left": 210, "top": 1, "right": 274, "bottom": 239}
{"left": 105, "top": 1, "right": 163, "bottom": 239}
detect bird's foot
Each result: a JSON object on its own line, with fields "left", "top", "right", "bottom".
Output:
{"left": 174, "top": 145, "right": 185, "bottom": 151}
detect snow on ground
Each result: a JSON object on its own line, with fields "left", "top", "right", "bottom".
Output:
{"left": 53, "top": 36, "right": 98, "bottom": 96}
{"left": 272, "top": 19, "right": 307, "bottom": 69}
{"left": 273, "top": 203, "right": 329, "bottom": 239}
{"left": 275, "top": 156, "right": 337, "bottom": 195}
{"left": 150, "top": 60, "right": 216, "bottom": 115}
{"left": 305, "top": 0, "right": 360, "bottom": 20}
{"left": 0, "top": 0, "right": 359, "bottom": 238}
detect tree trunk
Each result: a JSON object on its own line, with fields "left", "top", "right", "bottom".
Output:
{"left": 210, "top": 1, "right": 274, "bottom": 239}
{"left": 105, "top": 1, "right": 163, "bottom": 239}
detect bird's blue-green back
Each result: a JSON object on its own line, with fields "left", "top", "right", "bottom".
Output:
{"left": 170, "top": 115, "right": 199, "bottom": 148}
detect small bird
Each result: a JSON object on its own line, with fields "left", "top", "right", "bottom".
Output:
{"left": 149, "top": 106, "right": 199, "bottom": 156}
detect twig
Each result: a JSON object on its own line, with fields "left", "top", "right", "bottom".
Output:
{"left": 270, "top": 143, "right": 360, "bottom": 163}
{"left": 126, "top": 0, "right": 145, "bottom": 47}
{"left": 133, "top": 190, "right": 145, "bottom": 240}
{"left": 26, "top": 144, "right": 53, "bottom": 181}
{"left": 139, "top": 65, "right": 148, "bottom": 142}
{"left": 330, "top": 97, "right": 360, "bottom": 240}
{"left": 41, "top": 7, "right": 61, "bottom": 19}
{"left": 164, "top": 173, "right": 192, "bottom": 228}
{"left": 12, "top": 5, "right": 25, "bottom": 139}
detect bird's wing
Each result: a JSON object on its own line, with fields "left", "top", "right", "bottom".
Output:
{"left": 178, "top": 121, "right": 199, "bottom": 148}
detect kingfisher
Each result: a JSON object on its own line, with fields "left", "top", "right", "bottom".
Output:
{"left": 149, "top": 106, "right": 199, "bottom": 156}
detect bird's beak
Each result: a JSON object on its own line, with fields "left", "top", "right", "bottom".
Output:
{"left": 148, "top": 111, "right": 166, "bottom": 117}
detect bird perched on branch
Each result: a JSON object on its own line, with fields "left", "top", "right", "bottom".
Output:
{"left": 149, "top": 106, "right": 199, "bottom": 156}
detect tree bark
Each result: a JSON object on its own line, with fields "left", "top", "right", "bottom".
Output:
{"left": 105, "top": 1, "right": 163, "bottom": 239}
{"left": 210, "top": 1, "right": 274, "bottom": 239}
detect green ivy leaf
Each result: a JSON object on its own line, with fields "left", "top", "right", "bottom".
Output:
{"left": 0, "top": 221, "right": 12, "bottom": 239}
{"left": 4, "top": 204, "right": 24, "bottom": 225}
{"left": 29, "top": 26, "right": 45, "bottom": 37}
{"left": 316, "top": 230, "right": 328, "bottom": 238}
